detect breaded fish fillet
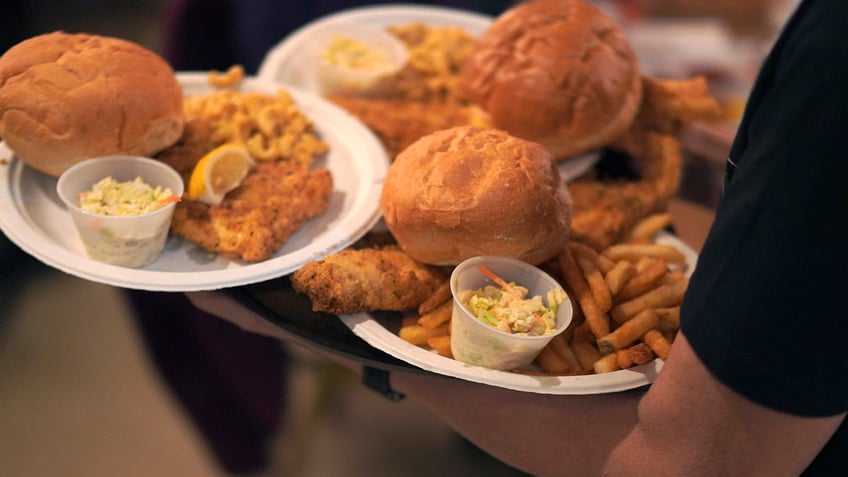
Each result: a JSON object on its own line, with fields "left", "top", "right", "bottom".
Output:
{"left": 568, "top": 133, "right": 682, "bottom": 251}
{"left": 290, "top": 244, "right": 448, "bottom": 315}
{"left": 170, "top": 161, "right": 333, "bottom": 262}
{"left": 568, "top": 179, "right": 666, "bottom": 251}
{"left": 327, "top": 96, "right": 489, "bottom": 160}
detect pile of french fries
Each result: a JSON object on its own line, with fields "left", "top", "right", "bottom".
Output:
{"left": 397, "top": 212, "right": 690, "bottom": 375}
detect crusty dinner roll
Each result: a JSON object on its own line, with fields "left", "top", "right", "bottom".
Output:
{"left": 462, "top": 0, "right": 642, "bottom": 160}
{"left": 0, "top": 31, "right": 184, "bottom": 177}
{"left": 381, "top": 126, "right": 571, "bottom": 266}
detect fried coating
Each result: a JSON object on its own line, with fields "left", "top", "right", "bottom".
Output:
{"left": 290, "top": 244, "right": 448, "bottom": 315}
{"left": 170, "top": 162, "right": 333, "bottom": 262}
{"left": 569, "top": 132, "right": 682, "bottom": 251}
{"left": 633, "top": 75, "right": 721, "bottom": 135}
{"left": 327, "top": 96, "right": 490, "bottom": 160}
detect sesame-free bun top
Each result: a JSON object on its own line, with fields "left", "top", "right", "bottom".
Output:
{"left": 461, "top": 0, "right": 642, "bottom": 160}
{"left": 0, "top": 31, "right": 184, "bottom": 177}
{"left": 380, "top": 126, "right": 571, "bottom": 266}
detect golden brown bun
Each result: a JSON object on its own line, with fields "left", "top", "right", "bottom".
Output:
{"left": 0, "top": 32, "right": 184, "bottom": 177}
{"left": 381, "top": 126, "right": 571, "bottom": 266}
{"left": 461, "top": 0, "right": 642, "bottom": 160}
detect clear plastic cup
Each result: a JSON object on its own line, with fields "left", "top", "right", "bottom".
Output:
{"left": 450, "top": 256, "right": 574, "bottom": 371}
{"left": 56, "top": 155, "right": 184, "bottom": 268}
{"left": 312, "top": 22, "right": 408, "bottom": 96}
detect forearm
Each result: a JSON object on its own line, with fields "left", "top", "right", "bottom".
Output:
{"left": 391, "top": 371, "right": 644, "bottom": 476}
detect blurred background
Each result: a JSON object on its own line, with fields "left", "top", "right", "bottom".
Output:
{"left": 0, "top": 1, "right": 798, "bottom": 476}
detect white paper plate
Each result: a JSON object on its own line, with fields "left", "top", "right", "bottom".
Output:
{"left": 0, "top": 73, "right": 389, "bottom": 291}
{"left": 340, "top": 233, "right": 697, "bottom": 394}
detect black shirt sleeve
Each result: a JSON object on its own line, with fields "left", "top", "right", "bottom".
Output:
{"left": 680, "top": 0, "right": 848, "bottom": 418}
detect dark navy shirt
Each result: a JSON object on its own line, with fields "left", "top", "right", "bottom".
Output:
{"left": 680, "top": 0, "right": 848, "bottom": 474}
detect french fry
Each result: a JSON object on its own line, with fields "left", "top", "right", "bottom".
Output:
{"left": 569, "top": 240, "right": 601, "bottom": 261}
{"left": 563, "top": 285, "right": 584, "bottom": 325}
{"left": 642, "top": 329, "right": 671, "bottom": 359}
{"left": 604, "top": 260, "right": 636, "bottom": 296}
{"left": 416, "top": 300, "right": 452, "bottom": 329}
{"left": 557, "top": 246, "right": 610, "bottom": 339}
{"left": 626, "top": 213, "right": 674, "bottom": 243}
{"left": 654, "top": 306, "right": 681, "bottom": 331}
{"left": 611, "top": 280, "right": 688, "bottom": 324}
{"left": 635, "top": 256, "right": 658, "bottom": 272}
{"left": 595, "top": 254, "right": 617, "bottom": 274}
{"left": 593, "top": 353, "right": 621, "bottom": 374}
{"left": 399, "top": 322, "right": 450, "bottom": 346}
{"left": 427, "top": 335, "right": 453, "bottom": 358}
{"left": 571, "top": 337, "right": 603, "bottom": 370}
{"left": 615, "top": 343, "right": 655, "bottom": 368}
{"left": 418, "top": 281, "right": 452, "bottom": 315}
{"left": 571, "top": 321, "right": 595, "bottom": 342}
{"left": 535, "top": 343, "right": 574, "bottom": 374}
{"left": 660, "top": 268, "right": 688, "bottom": 286}
{"left": 401, "top": 315, "right": 419, "bottom": 328}
{"left": 570, "top": 240, "right": 616, "bottom": 275}
{"left": 615, "top": 258, "right": 669, "bottom": 302}
{"left": 598, "top": 309, "right": 660, "bottom": 354}
{"left": 576, "top": 255, "right": 613, "bottom": 313}
{"left": 548, "top": 333, "right": 582, "bottom": 371}
{"left": 602, "top": 243, "right": 687, "bottom": 265}
{"left": 628, "top": 343, "right": 655, "bottom": 365}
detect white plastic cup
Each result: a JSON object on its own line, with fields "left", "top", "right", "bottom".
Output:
{"left": 312, "top": 22, "right": 408, "bottom": 96}
{"left": 56, "top": 155, "right": 184, "bottom": 268}
{"left": 450, "top": 256, "right": 574, "bottom": 371}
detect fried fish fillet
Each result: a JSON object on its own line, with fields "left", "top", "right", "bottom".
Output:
{"left": 170, "top": 161, "right": 333, "bottom": 262}
{"left": 568, "top": 178, "right": 667, "bottom": 252}
{"left": 569, "top": 133, "right": 683, "bottom": 251}
{"left": 290, "top": 244, "right": 448, "bottom": 315}
{"left": 327, "top": 96, "right": 490, "bottom": 160}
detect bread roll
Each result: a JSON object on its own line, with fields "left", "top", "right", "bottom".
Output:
{"left": 0, "top": 32, "right": 184, "bottom": 177}
{"left": 461, "top": 0, "right": 642, "bottom": 160}
{"left": 381, "top": 126, "right": 571, "bottom": 266}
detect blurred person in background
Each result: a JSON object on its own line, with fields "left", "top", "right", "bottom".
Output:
{"left": 186, "top": 0, "right": 847, "bottom": 475}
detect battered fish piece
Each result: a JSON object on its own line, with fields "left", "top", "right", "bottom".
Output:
{"left": 170, "top": 162, "right": 333, "bottom": 262}
{"left": 568, "top": 179, "right": 666, "bottom": 251}
{"left": 569, "top": 133, "right": 682, "bottom": 251}
{"left": 291, "top": 245, "right": 448, "bottom": 315}
{"left": 327, "top": 96, "right": 490, "bottom": 160}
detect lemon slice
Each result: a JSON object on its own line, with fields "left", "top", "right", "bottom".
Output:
{"left": 187, "top": 143, "right": 255, "bottom": 205}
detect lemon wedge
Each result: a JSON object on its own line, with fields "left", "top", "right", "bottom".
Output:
{"left": 187, "top": 143, "right": 254, "bottom": 205}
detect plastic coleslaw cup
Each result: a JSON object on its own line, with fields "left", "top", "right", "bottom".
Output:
{"left": 56, "top": 155, "right": 184, "bottom": 268}
{"left": 449, "top": 256, "right": 574, "bottom": 371}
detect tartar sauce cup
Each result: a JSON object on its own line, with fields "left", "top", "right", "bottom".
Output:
{"left": 450, "top": 256, "right": 574, "bottom": 371}
{"left": 312, "top": 22, "right": 408, "bottom": 96}
{"left": 56, "top": 155, "right": 184, "bottom": 268}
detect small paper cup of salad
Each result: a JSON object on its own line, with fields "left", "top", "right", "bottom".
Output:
{"left": 312, "top": 22, "right": 408, "bottom": 96}
{"left": 449, "top": 256, "right": 574, "bottom": 371}
{"left": 56, "top": 155, "right": 184, "bottom": 268}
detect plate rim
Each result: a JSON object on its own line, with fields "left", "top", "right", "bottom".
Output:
{"left": 0, "top": 72, "right": 389, "bottom": 291}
